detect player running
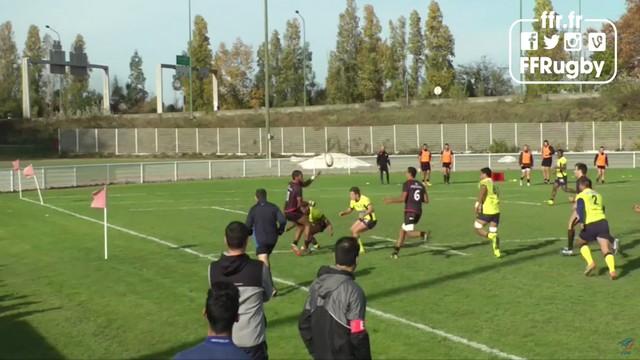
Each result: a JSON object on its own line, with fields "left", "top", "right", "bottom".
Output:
{"left": 594, "top": 146, "right": 609, "bottom": 184}
{"left": 561, "top": 163, "right": 589, "bottom": 256}
{"left": 547, "top": 149, "right": 569, "bottom": 205}
{"left": 518, "top": 144, "right": 534, "bottom": 186}
{"left": 384, "top": 167, "right": 429, "bottom": 259}
{"left": 418, "top": 144, "right": 432, "bottom": 186}
{"left": 441, "top": 143, "right": 454, "bottom": 185}
{"left": 541, "top": 140, "right": 555, "bottom": 184}
{"left": 284, "top": 170, "right": 320, "bottom": 256}
{"left": 574, "top": 177, "right": 618, "bottom": 280}
{"left": 339, "top": 187, "right": 377, "bottom": 254}
{"left": 474, "top": 167, "right": 501, "bottom": 258}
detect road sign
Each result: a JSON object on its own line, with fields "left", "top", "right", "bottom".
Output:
{"left": 176, "top": 55, "right": 190, "bottom": 66}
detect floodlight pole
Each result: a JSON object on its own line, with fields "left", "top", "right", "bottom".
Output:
{"left": 188, "top": 0, "right": 194, "bottom": 119}
{"left": 578, "top": 0, "right": 583, "bottom": 93}
{"left": 295, "top": 10, "right": 307, "bottom": 112}
{"left": 264, "top": 0, "right": 272, "bottom": 166}
{"left": 45, "top": 25, "right": 64, "bottom": 114}
{"left": 519, "top": 0, "right": 524, "bottom": 96}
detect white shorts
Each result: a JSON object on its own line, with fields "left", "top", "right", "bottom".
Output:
{"left": 402, "top": 223, "right": 415, "bottom": 232}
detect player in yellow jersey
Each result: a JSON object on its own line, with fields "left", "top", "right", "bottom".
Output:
{"left": 473, "top": 167, "right": 501, "bottom": 258}
{"left": 339, "top": 187, "right": 377, "bottom": 254}
{"left": 547, "top": 149, "right": 569, "bottom": 205}
{"left": 574, "top": 177, "right": 618, "bottom": 280}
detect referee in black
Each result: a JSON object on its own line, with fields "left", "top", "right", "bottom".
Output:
{"left": 246, "top": 189, "right": 287, "bottom": 269}
{"left": 376, "top": 145, "right": 391, "bottom": 184}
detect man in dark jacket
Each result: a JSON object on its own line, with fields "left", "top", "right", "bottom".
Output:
{"left": 298, "top": 237, "right": 372, "bottom": 360}
{"left": 209, "top": 221, "right": 273, "bottom": 360}
{"left": 246, "top": 188, "right": 287, "bottom": 268}
{"left": 376, "top": 145, "right": 391, "bottom": 184}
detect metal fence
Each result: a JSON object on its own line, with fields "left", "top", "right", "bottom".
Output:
{"left": 3, "top": 152, "right": 638, "bottom": 193}
{"left": 57, "top": 121, "right": 640, "bottom": 156}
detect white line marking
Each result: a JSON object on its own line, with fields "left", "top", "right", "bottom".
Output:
{"left": 129, "top": 205, "right": 247, "bottom": 214}
{"left": 370, "top": 235, "right": 469, "bottom": 256}
{"left": 20, "top": 198, "right": 524, "bottom": 360}
{"left": 464, "top": 197, "right": 541, "bottom": 206}
{"left": 429, "top": 237, "right": 562, "bottom": 247}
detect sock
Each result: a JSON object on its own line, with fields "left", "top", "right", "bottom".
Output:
{"left": 567, "top": 229, "right": 575, "bottom": 249}
{"left": 527, "top": 179, "right": 530, "bottom": 184}
{"left": 580, "top": 245, "right": 594, "bottom": 266}
{"left": 604, "top": 253, "right": 616, "bottom": 273}
{"left": 393, "top": 246, "right": 400, "bottom": 254}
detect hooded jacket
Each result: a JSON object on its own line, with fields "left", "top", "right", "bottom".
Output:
{"left": 209, "top": 253, "right": 273, "bottom": 348}
{"left": 298, "top": 266, "right": 371, "bottom": 360}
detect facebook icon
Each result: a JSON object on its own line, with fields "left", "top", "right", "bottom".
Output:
{"left": 521, "top": 32, "right": 538, "bottom": 51}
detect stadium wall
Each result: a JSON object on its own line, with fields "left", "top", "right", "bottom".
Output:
{"left": 58, "top": 121, "right": 640, "bottom": 156}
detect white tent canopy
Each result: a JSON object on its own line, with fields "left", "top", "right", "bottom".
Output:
{"left": 292, "top": 153, "right": 372, "bottom": 170}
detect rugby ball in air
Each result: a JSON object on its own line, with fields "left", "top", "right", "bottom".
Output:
{"left": 324, "top": 153, "right": 334, "bottom": 168}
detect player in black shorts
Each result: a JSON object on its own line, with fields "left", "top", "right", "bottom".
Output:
{"left": 384, "top": 167, "right": 429, "bottom": 259}
{"left": 284, "top": 170, "right": 320, "bottom": 255}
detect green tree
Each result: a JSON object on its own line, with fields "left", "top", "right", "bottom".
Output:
{"left": 41, "top": 33, "right": 56, "bottom": 115}
{"left": 214, "top": 39, "right": 254, "bottom": 109}
{"left": 126, "top": 50, "right": 147, "bottom": 109}
{"left": 183, "top": 15, "right": 214, "bottom": 111}
{"left": 358, "top": 4, "right": 383, "bottom": 101}
{"left": 326, "top": 0, "right": 361, "bottom": 104}
{"left": 269, "top": 30, "right": 285, "bottom": 106}
{"left": 525, "top": 0, "right": 567, "bottom": 95}
{"left": 457, "top": 56, "right": 513, "bottom": 97}
{"left": 407, "top": 10, "right": 424, "bottom": 98}
{"left": 424, "top": 0, "right": 456, "bottom": 97}
{"left": 110, "top": 76, "right": 125, "bottom": 113}
{"left": 0, "top": 21, "right": 20, "bottom": 117}
{"left": 281, "top": 19, "right": 304, "bottom": 105}
{"left": 23, "top": 25, "right": 45, "bottom": 117}
{"left": 383, "top": 16, "right": 407, "bottom": 101}
{"left": 65, "top": 34, "right": 91, "bottom": 114}
{"left": 618, "top": 0, "right": 640, "bottom": 77}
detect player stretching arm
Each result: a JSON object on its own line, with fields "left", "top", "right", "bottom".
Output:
{"left": 384, "top": 167, "right": 429, "bottom": 259}
{"left": 284, "top": 170, "right": 321, "bottom": 256}
{"left": 339, "top": 187, "right": 377, "bottom": 255}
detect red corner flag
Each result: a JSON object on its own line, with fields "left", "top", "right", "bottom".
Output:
{"left": 91, "top": 187, "right": 107, "bottom": 209}
{"left": 12, "top": 159, "right": 20, "bottom": 172}
{"left": 23, "top": 164, "right": 34, "bottom": 178}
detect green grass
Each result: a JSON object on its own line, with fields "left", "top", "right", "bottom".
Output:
{"left": 1, "top": 169, "right": 639, "bottom": 359}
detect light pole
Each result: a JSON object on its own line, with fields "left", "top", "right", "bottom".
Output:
{"left": 188, "top": 0, "right": 194, "bottom": 119}
{"left": 519, "top": 0, "right": 524, "bottom": 96}
{"left": 578, "top": 0, "right": 583, "bottom": 93}
{"left": 264, "top": 0, "right": 272, "bottom": 166}
{"left": 295, "top": 10, "right": 307, "bottom": 112}
{"left": 45, "top": 25, "right": 63, "bottom": 114}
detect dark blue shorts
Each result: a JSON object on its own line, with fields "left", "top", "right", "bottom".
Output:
{"left": 555, "top": 176, "right": 568, "bottom": 186}
{"left": 421, "top": 162, "right": 431, "bottom": 172}
{"left": 477, "top": 213, "right": 500, "bottom": 225}
{"left": 359, "top": 218, "right": 377, "bottom": 230}
{"left": 580, "top": 220, "right": 612, "bottom": 243}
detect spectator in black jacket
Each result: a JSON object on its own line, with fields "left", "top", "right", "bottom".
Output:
{"left": 209, "top": 222, "right": 273, "bottom": 360}
{"left": 376, "top": 145, "right": 391, "bottom": 184}
{"left": 246, "top": 188, "right": 287, "bottom": 268}
{"left": 298, "top": 237, "right": 371, "bottom": 360}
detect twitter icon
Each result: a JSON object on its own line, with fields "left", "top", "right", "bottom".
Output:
{"left": 543, "top": 34, "right": 560, "bottom": 49}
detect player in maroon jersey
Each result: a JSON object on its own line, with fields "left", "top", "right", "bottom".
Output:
{"left": 284, "top": 170, "right": 320, "bottom": 255}
{"left": 384, "top": 167, "right": 430, "bottom": 259}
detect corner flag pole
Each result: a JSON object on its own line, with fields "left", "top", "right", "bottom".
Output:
{"left": 103, "top": 205, "right": 108, "bottom": 260}
{"left": 91, "top": 186, "right": 108, "bottom": 260}
{"left": 33, "top": 174, "right": 44, "bottom": 205}
{"left": 17, "top": 170, "right": 22, "bottom": 199}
